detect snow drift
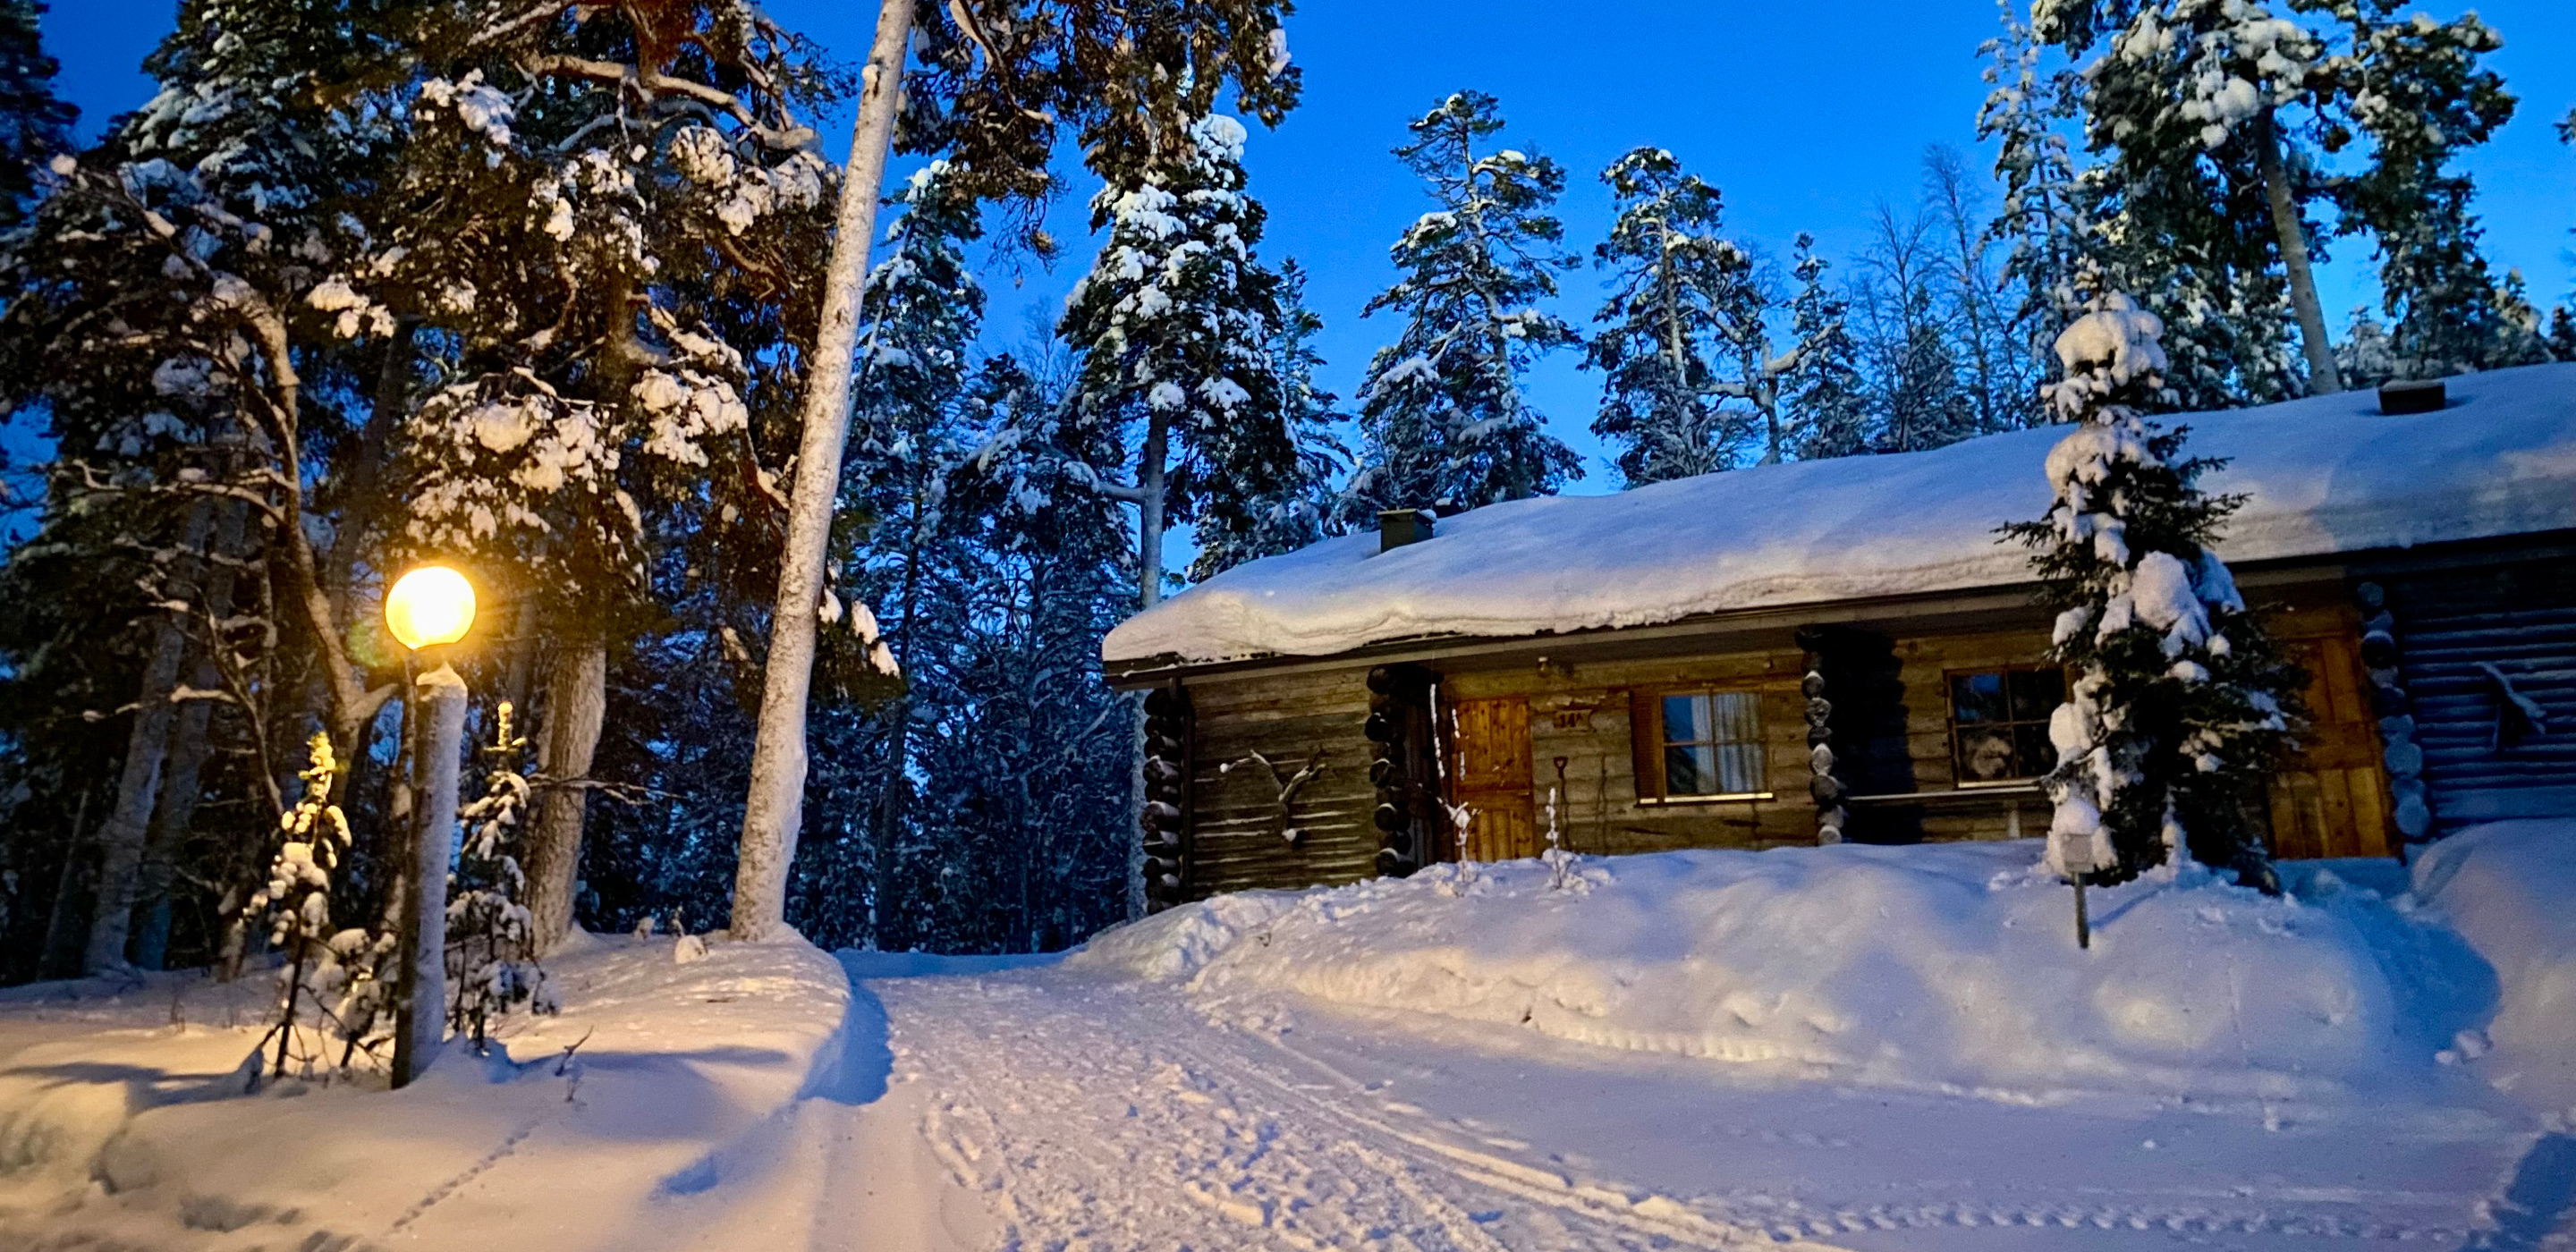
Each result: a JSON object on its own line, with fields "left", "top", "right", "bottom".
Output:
{"left": 1074, "top": 837, "right": 2552, "bottom": 1108}
{"left": 2411, "top": 820, "right": 2576, "bottom": 1118}
{"left": 0, "top": 934, "right": 852, "bottom": 1251}
{"left": 1106, "top": 362, "right": 2576, "bottom": 664}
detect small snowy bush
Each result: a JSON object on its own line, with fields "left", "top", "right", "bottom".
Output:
{"left": 446, "top": 702, "right": 556, "bottom": 1048}
{"left": 240, "top": 733, "right": 397, "bottom": 1084}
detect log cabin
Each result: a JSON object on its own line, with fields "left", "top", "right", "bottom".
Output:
{"left": 1105, "top": 364, "right": 2576, "bottom": 911}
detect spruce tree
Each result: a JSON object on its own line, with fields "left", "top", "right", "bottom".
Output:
{"left": 836, "top": 161, "right": 983, "bottom": 950}
{"left": 0, "top": 0, "right": 72, "bottom": 232}
{"left": 1584, "top": 147, "right": 1752, "bottom": 486}
{"left": 2007, "top": 285, "right": 2301, "bottom": 892}
{"left": 1979, "top": 8, "right": 2091, "bottom": 398}
{"left": 1059, "top": 111, "right": 1290, "bottom": 608}
{"left": 1784, "top": 235, "right": 1869, "bottom": 461}
{"left": 1191, "top": 258, "right": 1347, "bottom": 579}
{"left": 1344, "top": 91, "right": 1580, "bottom": 517}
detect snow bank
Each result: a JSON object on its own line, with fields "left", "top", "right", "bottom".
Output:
{"left": 0, "top": 935, "right": 851, "bottom": 1250}
{"left": 1107, "top": 363, "right": 2576, "bottom": 664}
{"left": 2411, "top": 820, "right": 2576, "bottom": 1119}
{"left": 1076, "top": 841, "right": 2497, "bottom": 1106}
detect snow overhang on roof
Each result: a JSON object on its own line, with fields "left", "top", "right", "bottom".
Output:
{"left": 1104, "top": 362, "right": 2576, "bottom": 668}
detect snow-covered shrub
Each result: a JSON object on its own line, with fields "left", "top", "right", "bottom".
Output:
{"left": 446, "top": 702, "right": 556, "bottom": 1048}
{"left": 240, "top": 734, "right": 396, "bottom": 1084}
{"left": 2006, "top": 288, "right": 2302, "bottom": 890}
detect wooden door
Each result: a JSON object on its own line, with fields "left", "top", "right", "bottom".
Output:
{"left": 1447, "top": 697, "right": 1538, "bottom": 861}
{"left": 2269, "top": 631, "right": 2394, "bottom": 859}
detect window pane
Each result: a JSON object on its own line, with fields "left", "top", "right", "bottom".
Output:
{"left": 1665, "top": 744, "right": 1705, "bottom": 794}
{"left": 1957, "top": 728, "right": 2018, "bottom": 782}
{"left": 2009, "top": 668, "right": 2065, "bottom": 721}
{"left": 1951, "top": 672, "right": 2007, "bottom": 725}
{"left": 2014, "top": 723, "right": 2055, "bottom": 780}
{"left": 1708, "top": 690, "right": 1760, "bottom": 748}
{"left": 1662, "top": 694, "right": 1705, "bottom": 746}
{"left": 1715, "top": 740, "right": 1764, "bottom": 794}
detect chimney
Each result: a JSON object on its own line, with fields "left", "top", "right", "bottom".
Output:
{"left": 2378, "top": 378, "right": 2445, "bottom": 416}
{"left": 1377, "top": 508, "right": 1435, "bottom": 553}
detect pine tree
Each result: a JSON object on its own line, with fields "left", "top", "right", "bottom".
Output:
{"left": 1191, "top": 258, "right": 1347, "bottom": 579}
{"left": 0, "top": 0, "right": 72, "bottom": 232}
{"left": 2006, "top": 285, "right": 2301, "bottom": 892}
{"left": 835, "top": 160, "right": 982, "bottom": 950}
{"left": 1979, "top": 6, "right": 2091, "bottom": 402}
{"left": 242, "top": 733, "right": 397, "bottom": 1081}
{"left": 1059, "top": 111, "right": 1289, "bottom": 607}
{"left": 446, "top": 702, "right": 554, "bottom": 1049}
{"left": 1784, "top": 235, "right": 1869, "bottom": 460}
{"left": 1344, "top": 91, "right": 1580, "bottom": 517}
{"left": 2318, "top": 2, "right": 2528, "bottom": 377}
{"left": 1584, "top": 147, "right": 1753, "bottom": 486}
{"left": 2041, "top": 0, "right": 2324, "bottom": 408}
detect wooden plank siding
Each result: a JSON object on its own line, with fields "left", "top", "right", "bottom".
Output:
{"left": 1163, "top": 571, "right": 2407, "bottom": 898}
{"left": 1182, "top": 670, "right": 1381, "bottom": 898}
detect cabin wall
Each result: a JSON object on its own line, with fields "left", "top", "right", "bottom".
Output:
{"left": 1164, "top": 573, "right": 2407, "bottom": 899}
{"left": 1443, "top": 649, "right": 1815, "bottom": 855}
{"left": 1182, "top": 669, "right": 1381, "bottom": 898}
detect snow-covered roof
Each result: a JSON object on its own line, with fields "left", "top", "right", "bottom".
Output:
{"left": 1105, "top": 363, "right": 2576, "bottom": 667}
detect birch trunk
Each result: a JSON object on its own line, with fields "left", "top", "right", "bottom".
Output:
{"left": 2256, "top": 106, "right": 2342, "bottom": 395}
{"left": 524, "top": 639, "right": 606, "bottom": 953}
{"left": 84, "top": 499, "right": 217, "bottom": 973}
{"left": 732, "top": 0, "right": 917, "bottom": 942}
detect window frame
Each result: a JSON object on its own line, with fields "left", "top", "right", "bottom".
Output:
{"left": 1942, "top": 664, "right": 2067, "bottom": 789}
{"left": 1633, "top": 684, "right": 1774, "bottom": 805}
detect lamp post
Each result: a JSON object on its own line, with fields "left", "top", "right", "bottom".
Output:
{"left": 385, "top": 565, "right": 476, "bottom": 1087}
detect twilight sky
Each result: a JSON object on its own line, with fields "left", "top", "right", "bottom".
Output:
{"left": 43, "top": 0, "right": 2576, "bottom": 487}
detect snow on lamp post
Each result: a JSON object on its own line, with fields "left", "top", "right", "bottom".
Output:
{"left": 385, "top": 564, "right": 476, "bottom": 1087}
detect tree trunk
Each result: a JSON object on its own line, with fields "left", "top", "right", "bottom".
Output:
{"left": 2256, "top": 106, "right": 2343, "bottom": 395}
{"left": 732, "top": 0, "right": 918, "bottom": 943}
{"left": 131, "top": 498, "right": 250, "bottom": 969}
{"left": 1137, "top": 411, "right": 1169, "bottom": 610}
{"left": 84, "top": 499, "right": 217, "bottom": 973}
{"left": 525, "top": 639, "right": 606, "bottom": 954}
{"left": 868, "top": 498, "right": 928, "bottom": 951}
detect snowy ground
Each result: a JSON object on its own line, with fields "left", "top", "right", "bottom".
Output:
{"left": 2, "top": 826, "right": 2572, "bottom": 1250}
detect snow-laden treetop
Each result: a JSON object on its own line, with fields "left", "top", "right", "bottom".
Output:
{"left": 1104, "top": 362, "right": 2576, "bottom": 666}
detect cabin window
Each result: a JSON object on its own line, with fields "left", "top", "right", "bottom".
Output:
{"left": 1947, "top": 667, "right": 2065, "bottom": 784}
{"left": 1652, "top": 689, "right": 1766, "bottom": 799}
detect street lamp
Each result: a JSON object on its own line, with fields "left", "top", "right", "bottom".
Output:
{"left": 385, "top": 564, "right": 476, "bottom": 1087}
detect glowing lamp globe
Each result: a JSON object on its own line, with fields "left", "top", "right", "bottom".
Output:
{"left": 385, "top": 565, "right": 477, "bottom": 651}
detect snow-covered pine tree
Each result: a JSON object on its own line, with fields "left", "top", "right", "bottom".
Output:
{"left": 831, "top": 159, "right": 983, "bottom": 950}
{"left": 1190, "top": 258, "right": 1348, "bottom": 579}
{"left": 1784, "top": 235, "right": 1870, "bottom": 461}
{"left": 1344, "top": 91, "right": 1580, "bottom": 517}
{"left": 2039, "top": 0, "right": 2319, "bottom": 409}
{"left": 1058, "top": 110, "right": 1288, "bottom": 608}
{"left": 242, "top": 733, "right": 397, "bottom": 1081}
{"left": 446, "top": 702, "right": 555, "bottom": 1049}
{"left": 2316, "top": 3, "right": 2532, "bottom": 377}
{"left": 1584, "top": 147, "right": 1754, "bottom": 486}
{"left": 1979, "top": 4, "right": 2092, "bottom": 396}
{"left": 0, "top": 0, "right": 72, "bottom": 232}
{"left": 358, "top": 1, "right": 843, "bottom": 951}
{"left": 2006, "top": 285, "right": 2301, "bottom": 892}
{"left": 5, "top": 0, "right": 417, "bottom": 976}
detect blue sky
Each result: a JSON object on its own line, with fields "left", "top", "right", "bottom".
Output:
{"left": 42, "top": 0, "right": 2576, "bottom": 490}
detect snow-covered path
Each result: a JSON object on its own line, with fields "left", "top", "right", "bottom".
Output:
{"left": 686, "top": 952, "right": 2564, "bottom": 1252}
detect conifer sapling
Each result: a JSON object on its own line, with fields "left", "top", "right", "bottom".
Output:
{"left": 2008, "top": 287, "right": 2301, "bottom": 892}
